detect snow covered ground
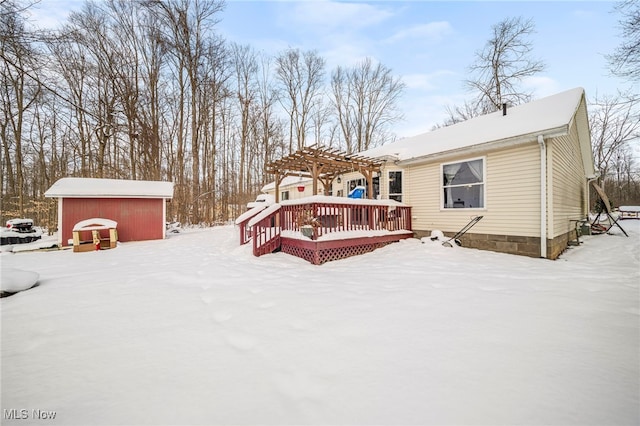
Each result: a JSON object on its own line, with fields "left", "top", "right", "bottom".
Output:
{"left": 1, "top": 221, "right": 638, "bottom": 425}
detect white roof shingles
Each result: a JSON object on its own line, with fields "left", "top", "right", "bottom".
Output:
{"left": 361, "top": 87, "right": 586, "bottom": 163}
{"left": 44, "top": 178, "right": 174, "bottom": 199}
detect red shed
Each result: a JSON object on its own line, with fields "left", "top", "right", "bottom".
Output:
{"left": 45, "top": 178, "right": 174, "bottom": 247}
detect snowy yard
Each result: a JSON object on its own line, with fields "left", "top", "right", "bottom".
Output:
{"left": 1, "top": 221, "right": 638, "bottom": 425}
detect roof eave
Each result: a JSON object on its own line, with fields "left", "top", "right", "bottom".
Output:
{"left": 397, "top": 125, "right": 570, "bottom": 166}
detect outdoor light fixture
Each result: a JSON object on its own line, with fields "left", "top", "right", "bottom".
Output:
{"left": 337, "top": 176, "right": 342, "bottom": 184}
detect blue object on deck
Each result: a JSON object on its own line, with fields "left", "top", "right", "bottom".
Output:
{"left": 348, "top": 186, "right": 365, "bottom": 199}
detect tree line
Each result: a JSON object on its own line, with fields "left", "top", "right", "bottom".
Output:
{"left": 1, "top": 0, "right": 638, "bottom": 231}
{"left": 1, "top": 0, "right": 405, "bottom": 228}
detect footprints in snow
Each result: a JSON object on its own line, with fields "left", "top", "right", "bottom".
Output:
{"left": 197, "top": 287, "right": 335, "bottom": 404}
{"left": 199, "top": 287, "right": 282, "bottom": 353}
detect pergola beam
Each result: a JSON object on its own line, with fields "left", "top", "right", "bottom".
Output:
{"left": 266, "top": 144, "right": 383, "bottom": 200}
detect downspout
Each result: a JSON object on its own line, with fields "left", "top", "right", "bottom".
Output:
{"left": 537, "top": 135, "right": 547, "bottom": 258}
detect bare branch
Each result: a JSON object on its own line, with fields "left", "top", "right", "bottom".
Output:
{"left": 466, "top": 16, "right": 545, "bottom": 113}
{"left": 607, "top": 0, "right": 640, "bottom": 83}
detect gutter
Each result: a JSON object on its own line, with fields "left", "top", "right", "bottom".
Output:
{"left": 538, "top": 135, "right": 547, "bottom": 258}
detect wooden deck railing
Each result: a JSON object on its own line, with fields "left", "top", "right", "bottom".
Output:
{"left": 245, "top": 198, "right": 412, "bottom": 258}
{"left": 235, "top": 205, "right": 268, "bottom": 245}
{"left": 279, "top": 200, "right": 412, "bottom": 241}
{"left": 238, "top": 217, "right": 252, "bottom": 246}
{"left": 251, "top": 208, "right": 281, "bottom": 257}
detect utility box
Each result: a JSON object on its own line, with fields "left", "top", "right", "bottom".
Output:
{"left": 580, "top": 223, "right": 591, "bottom": 236}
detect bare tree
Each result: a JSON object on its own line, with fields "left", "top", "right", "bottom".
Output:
{"left": 462, "top": 17, "right": 546, "bottom": 119}
{"left": 254, "top": 54, "right": 284, "bottom": 187}
{"left": 331, "top": 58, "right": 405, "bottom": 153}
{"left": 608, "top": 144, "right": 640, "bottom": 205}
{"left": 589, "top": 92, "right": 640, "bottom": 195}
{"left": 130, "top": 1, "right": 166, "bottom": 181}
{"left": 200, "top": 36, "right": 231, "bottom": 223}
{"left": 1, "top": 0, "right": 43, "bottom": 216}
{"left": 608, "top": 0, "right": 640, "bottom": 84}
{"left": 231, "top": 42, "right": 257, "bottom": 203}
{"left": 148, "top": 0, "right": 225, "bottom": 224}
{"left": 54, "top": 3, "right": 125, "bottom": 179}
{"left": 310, "top": 98, "right": 334, "bottom": 148}
{"left": 47, "top": 26, "right": 95, "bottom": 177}
{"left": 432, "top": 100, "right": 481, "bottom": 129}
{"left": 275, "top": 48, "right": 325, "bottom": 153}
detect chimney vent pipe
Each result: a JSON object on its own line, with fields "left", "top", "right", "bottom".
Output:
{"left": 502, "top": 103, "right": 507, "bottom": 116}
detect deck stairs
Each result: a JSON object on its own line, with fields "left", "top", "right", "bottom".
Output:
{"left": 251, "top": 206, "right": 282, "bottom": 257}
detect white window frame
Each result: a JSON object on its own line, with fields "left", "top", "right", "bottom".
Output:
{"left": 440, "top": 156, "right": 486, "bottom": 210}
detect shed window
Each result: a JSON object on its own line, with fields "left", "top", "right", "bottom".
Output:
{"left": 442, "top": 158, "right": 485, "bottom": 209}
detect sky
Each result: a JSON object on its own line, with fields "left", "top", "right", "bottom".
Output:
{"left": 1, "top": 220, "right": 638, "bottom": 424}
{"left": 26, "top": 0, "right": 632, "bottom": 138}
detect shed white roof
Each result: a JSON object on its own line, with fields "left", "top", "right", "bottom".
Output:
{"left": 261, "top": 176, "right": 313, "bottom": 192}
{"left": 45, "top": 178, "right": 174, "bottom": 199}
{"left": 361, "top": 87, "right": 586, "bottom": 163}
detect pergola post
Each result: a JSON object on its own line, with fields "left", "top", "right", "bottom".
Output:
{"left": 312, "top": 162, "right": 319, "bottom": 195}
{"left": 360, "top": 169, "right": 374, "bottom": 199}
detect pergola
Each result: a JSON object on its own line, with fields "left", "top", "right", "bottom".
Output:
{"left": 265, "top": 145, "right": 383, "bottom": 202}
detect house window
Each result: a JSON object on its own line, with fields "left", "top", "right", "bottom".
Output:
{"left": 388, "top": 171, "right": 402, "bottom": 202}
{"left": 372, "top": 176, "right": 380, "bottom": 199}
{"left": 281, "top": 191, "right": 289, "bottom": 201}
{"left": 442, "top": 158, "right": 484, "bottom": 209}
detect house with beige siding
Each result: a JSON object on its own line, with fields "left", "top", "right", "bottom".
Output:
{"left": 260, "top": 87, "right": 595, "bottom": 259}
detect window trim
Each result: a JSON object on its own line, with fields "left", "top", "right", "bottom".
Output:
{"left": 440, "top": 156, "right": 487, "bottom": 210}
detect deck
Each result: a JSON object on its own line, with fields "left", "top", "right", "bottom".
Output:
{"left": 238, "top": 196, "right": 413, "bottom": 265}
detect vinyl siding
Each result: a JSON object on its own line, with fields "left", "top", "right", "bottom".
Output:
{"left": 549, "top": 118, "right": 588, "bottom": 238}
{"left": 405, "top": 143, "right": 542, "bottom": 237}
